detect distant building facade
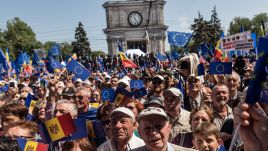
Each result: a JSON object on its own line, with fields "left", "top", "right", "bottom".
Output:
{"left": 103, "top": 0, "right": 168, "bottom": 56}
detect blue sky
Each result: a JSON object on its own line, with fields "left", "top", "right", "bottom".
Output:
{"left": 0, "top": 0, "right": 267, "bottom": 52}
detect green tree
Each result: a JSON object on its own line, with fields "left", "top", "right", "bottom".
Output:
{"left": 72, "top": 22, "right": 91, "bottom": 59}
{"left": 228, "top": 17, "right": 252, "bottom": 35}
{"left": 91, "top": 50, "right": 106, "bottom": 58}
{"left": 190, "top": 12, "right": 210, "bottom": 51}
{"left": 208, "top": 6, "right": 222, "bottom": 47}
{"left": 61, "top": 42, "right": 73, "bottom": 59}
{"left": 251, "top": 13, "right": 268, "bottom": 36}
{"left": 3, "top": 17, "right": 42, "bottom": 58}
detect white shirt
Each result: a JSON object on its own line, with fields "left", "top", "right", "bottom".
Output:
{"left": 97, "top": 133, "right": 145, "bottom": 151}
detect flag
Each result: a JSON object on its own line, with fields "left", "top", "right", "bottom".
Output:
{"left": 87, "top": 120, "right": 106, "bottom": 147}
{"left": 48, "top": 43, "right": 61, "bottom": 57}
{"left": 5, "top": 48, "right": 10, "bottom": 62}
{"left": 0, "top": 84, "right": 9, "bottom": 92}
{"left": 25, "top": 94, "right": 37, "bottom": 114}
{"left": 101, "top": 88, "right": 115, "bottom": 102}
{"left": 171, "top": 50, "right": 179, "bottom": 60}
{"left": 156, "top": 53, "right": 168, "bottom": 61}
{"left": 240, "top": 24, "right": 245, "bottom": 32}
{"left": 119, "top": 52, "right": 137, "bottom": 68}
{"left": 64, "top": 118, "right": 88, "bottom": 141}
{"left": 132, "top": 87, "right": 147, "bottom": 99}
{"left": 44, "top": 113, "right": 76, "bottom": 141}
{"left": 209, "top": 62, "right": 232, "bottom": 75}
{"left": 198, "top": 64, "right": 205, "bottom": 76}
{"left": 261, "top": 20, "right": 266, "bottom": 37}
{"left": 66, "top": 59, "right": 91, "bottom": 81}
{"left": 32, "top": 52, "right": 40, "bottom": 67}
{"left": 167, "top": 31, "right": 192, "bottom": 47}
{"left": 113, "top": 87, "right": 132, "bottom": 106}
{"left": 118, "top": 43, "right": 124, "bottom": 52}
{"left": 130, "top": 80, "right": 144, "bottom": 89}
{"left": 45, "top": 59, "right": 62, "bottom": 73}
{"left": 0, "top": 48, "right": 9, "bottom": 71}
{"left": 17, "top": 138, "right": 49, "bottom": 151}
{"left": 246, "top": 37, "right": 268, "bottom": 104}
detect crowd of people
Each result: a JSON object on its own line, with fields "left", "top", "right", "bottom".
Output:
{"left": 0, "top": 51, "right": 267, "bottom": 151}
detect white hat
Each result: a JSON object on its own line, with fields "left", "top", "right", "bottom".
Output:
{"left": 118, "top": 78, "right": 130, "bottom": 86}
{"left": 105, "top": 74, "right": 111, "bottom": 79}
{"left": 75, "top": 78, "right": 82, "bottom": 83}
{"left": 163, "top": 87, "right": 183, "bottom": 101}
{"left": 138, "top": 107, "right": 168, "bottom": 121}
{"left": 123, "top": 76, "right": 131, "bottom": 82}
{"left": 83, "top": 80, "right": 92, "bottom": 86}
{"left": 111, "top": 107, "right": 135, "bottom": 121}
{"left": 152, "top": 75, "right": 165, "bottom": 82}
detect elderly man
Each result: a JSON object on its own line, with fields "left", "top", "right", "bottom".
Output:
{"left": 132, "top": 107, "right": 196, "bottom": 151}
{"left": 54, "top": 99, "right": 78, "bottom": 119}
{"left": 224, "top": 71, "right": 244, "bottom": 107}
{"left": 163, "top": 87, "right": 191, "bottom": 141}
{"left": 184, "top": 75, "right": 203, "bottom": 111}
{"left": 98, "top": 107, "right": 145, "bottom": 151}
{"left": 211, "top": 84, "right": 233, "bottom": 130}
{"left": 75, "top": 87, "right": 97, "bottom": 120}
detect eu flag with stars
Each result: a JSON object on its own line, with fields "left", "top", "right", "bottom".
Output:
{"left": 48, "top": 43, "right": 61, "bottom": 57}
{"left": 167, "top": 31, "right": 192, "bottom": 47}
{"left": 45, "top": 59, "right": 62, "bottom": 73}
{"left": 130, "top": 80, "right": 144, "bottom": 89}
{"left": 101, "top": 88, "right": 115, "bottom": 102}
{"left": 209, "top": 62, "right": 232, "bottom": 75}
{"left": 66, "top": 59, "right": 91, "bottom": 81}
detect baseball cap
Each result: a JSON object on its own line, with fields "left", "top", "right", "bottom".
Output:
{"left": 163, "top": 87, "right": 183, "bottom": 101}
{"left": 111, "top": 107, "right": 135, "bottom": 121}
{"left": 187, "top": 74, "right": 201, "bottom": 81}
{"left": 118, "top": 78, "right": 130, "bottom": 87}
{"left": 138, "top": 107, "right": 168, "bottom": 121}
{"left": 147, "top": 96, "right": 164, "bottom": 107}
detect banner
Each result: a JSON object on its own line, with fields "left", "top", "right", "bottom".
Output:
{"left": 221, "top": 31, "right": 254, "bottom": 51}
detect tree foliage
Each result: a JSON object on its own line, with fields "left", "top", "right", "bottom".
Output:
{"left": 208, "top": 6, "right": 222, "bottom": 47}
{"left": 228, "top": 13, "right": 268, "bottom": 37}
{"left": 72, "top": 22, "right": 91, "bottom": 59}
{"left": 2, "top": 17, "right": 42, "bottom": 58}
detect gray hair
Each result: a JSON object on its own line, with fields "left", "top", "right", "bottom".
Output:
{"left": 56, "top": 99, "right": 78, "bottom": 118}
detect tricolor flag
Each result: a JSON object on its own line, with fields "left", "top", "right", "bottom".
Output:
{"left": 25, "top": 94, "right": 37, "bottom": 114}
{"left": 44, "top": 113, "right": 76, "bottom": 141}
{"left": 113, "top": 87, "right": 132, "bottom": 106}
{"left": 17, "top": 138, "right": 49, "bottom": 151}
{"left": 119, "top": 52, "right": 137, "bottom": 68}
{"left": 87, "top": 120, "right": 106, "bottom": 147}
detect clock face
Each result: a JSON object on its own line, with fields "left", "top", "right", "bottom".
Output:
{"left": 128, "top": 11, "right": 142, "bottom": 26}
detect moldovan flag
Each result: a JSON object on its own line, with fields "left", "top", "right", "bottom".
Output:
{"left": 24, "top": 141, "right": 49, "bottom": 151}
{"left": 17, "top": 138, "right": 49, "bottom": 151}
{"left": 44, "top": 113, "right": 76, "bottom": 141}
{"left": 119, "top": 52, "right": 137, "bottom": 68}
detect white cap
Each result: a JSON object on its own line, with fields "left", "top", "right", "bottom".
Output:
{"left": 118, "top": 78, "right": 130, "bottom": 86}
{"left": 75, "top": 78, "right": 82, "bottom": 83}
{"left": 138, "top": 107, "right": 168, "bottom": 121}
{"left": 163, "top": 87, "right": 183, "bottom": 101}
{"left": 111, "top": 107, "right": 135, "bottom": 121}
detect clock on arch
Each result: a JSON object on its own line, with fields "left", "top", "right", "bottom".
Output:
{"left": 128, "top": 11, "right": 143, "bottom": 27}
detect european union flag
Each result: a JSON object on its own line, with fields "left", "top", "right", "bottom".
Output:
{"left": 66, "top": 59, "right": 91, "bottom": 81}
{"left": 101, "top": 88, "right": 115, "bottom": 102}
{"left": 167, "top": 31, "right": 192, "bottom": 47}
{"left": 171, "top": 50, "right": 179, "bottom": 60}
{"left": 209, "top": 62, "right": 232, "bottom": 75}
{"left": 0, "top": 48, "right": 9, "bottom": 71}
{"left": 0, "top": 84, "right": 9, "bottom": 92}
{"left": 45, "top": 59, "right": 62, "bottom": 73}
{"left": 156, "top": 53, "right": 168, "bottom": 61}
{"left": 246, "top": 37, "right": 268, "bottom": 104}
{"left": 132, "top": 87, "right": 147, "bottom": 99}
{"left": 130, "top": 80, "right": 144, "bottom": 89}
{"left": 48, "top": 44, "right": 61, "bottom": 57}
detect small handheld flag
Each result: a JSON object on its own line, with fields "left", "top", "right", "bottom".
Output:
{"left": 209, "top": 62, "right": 232, "bottom": 75}
{"left": 101, "top": 88, "right": 115, "bottom": 102}
{"left": 130, "top": 80, "right": 144, "bottom": 89}
{"left": 44, "top": 113, "right": 76, "bottom": 141}
{"left": 132, "top": 87, "right": 147, "bottom": 99}
{"left": 66, "top": 59, "right": 91, "bottom": 81}
{"left": 17, "top": 138, "right": 49, "bottom": 151}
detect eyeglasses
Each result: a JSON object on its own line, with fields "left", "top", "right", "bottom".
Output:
{"left": 63, "top": 95, "right": 75, "bottom": 100}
